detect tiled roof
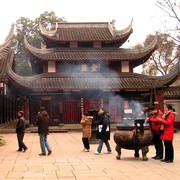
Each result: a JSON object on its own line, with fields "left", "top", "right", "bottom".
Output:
{"left": 169, "top": 75, "right": 180, "bottom": 87}
{"left": 39, "top": 20, "right": 133, "bottom": 42}
{"left": 0, "top": 25, "right": 14, "bottom": 81}
{"left": 8, "top": 67, "right": 179, "bottom": 92}
{"left": 164, "top": 88, "right": 180, "bottom": 98}
{"left": 0, "top": 47, "right": 11, "bottom": 80}
{"left": 164, "top": 75, "right": 180, "bottom": 98}
{"left": 24, "top": 36, "right": 157, "bottom": 65}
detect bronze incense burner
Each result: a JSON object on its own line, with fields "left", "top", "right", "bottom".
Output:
{"left": 113, "top": 119, "right": 153, "bottom": 161}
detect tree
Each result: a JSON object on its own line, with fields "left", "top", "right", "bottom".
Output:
{"left": 156, "top": 0, "right": 180, "bottom": 43}
{"left": 14, "top": 17, "right": 35, "bottom": 75}
{"left": 138, "top": 0, "right": 179, "bottom": 76}
{"left": 14, "top": 11, "right": 66, "bottom": 76}
{"left": 142, "top": 33, "right": 178, "bottom": 75}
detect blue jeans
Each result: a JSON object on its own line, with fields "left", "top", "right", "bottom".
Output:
{"left": 39, "top": 133, "right": 52, "bottom": 155}
{"left": 97, "top": 139, "right": 112, "bottom": 153}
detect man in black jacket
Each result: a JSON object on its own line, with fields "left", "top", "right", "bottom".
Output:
{"left": 94, "top": 107, "right": 112, "bottom": 155}
{"left": 16, "top": 111, "right": 28, "bottom": 152}
{"left": 36, "top": 107, "right": 52, "bottom": 156}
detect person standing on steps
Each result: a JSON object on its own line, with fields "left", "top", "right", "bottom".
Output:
{"left": 94, "top": 107, "right": 112, "bottom": 155}
{"left": 16, "top": 110, "right": 28, "bottom": 152}
{"left": 36, "top": 107, "right": 52, "bottom": 156}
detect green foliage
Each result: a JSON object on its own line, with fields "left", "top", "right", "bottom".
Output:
{"left": 14, "top": 11, "right": 66, "bottom": 76}
{"left": 35, "top": 11, "right": 66, "bottom": 26}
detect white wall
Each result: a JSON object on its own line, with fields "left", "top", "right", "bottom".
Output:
{"left": 164, "top": 100, "right": 180, "bottom": 122}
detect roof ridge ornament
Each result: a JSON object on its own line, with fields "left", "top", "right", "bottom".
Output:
{"left": 110, "top": 19, "right": 133, "bottom": 38}
{"left": 0, "top": 24, "right": 14, "bottom": 50}
{"left": 39, "top": 21, "right": 56, "bottom": 37}
{"left": 110, "top": 19, "right": 116, "bottom": 29}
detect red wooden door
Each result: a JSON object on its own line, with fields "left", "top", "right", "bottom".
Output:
{"left": 62, "top": 99, "right": 81, "bottom": 123}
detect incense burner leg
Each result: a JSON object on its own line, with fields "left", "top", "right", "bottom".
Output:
{"left": 115, "top": 145, "right": 121, "bottom": 160}
{"left": 141, "top": 146, "right": 149, "bottom": 161}
{"left": 134, "top": 149, "right": 140, "bottom": 158}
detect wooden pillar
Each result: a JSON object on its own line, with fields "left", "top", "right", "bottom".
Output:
{"left": 81, "top": 98, "right": 84, "bottom": 115}
{"left": 100, "top": 98, "right": 103, "bottom": 107}
{"left": 156, "top": 90, "right": 164, "bottom": 112}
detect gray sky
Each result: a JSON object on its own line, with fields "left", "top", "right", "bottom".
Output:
{"left": 0, "top": 0, "right": 164, "bottom": 46}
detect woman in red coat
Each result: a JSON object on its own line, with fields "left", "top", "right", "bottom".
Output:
{"left": 158, "top": 104, "right": 176, "bottom": 163}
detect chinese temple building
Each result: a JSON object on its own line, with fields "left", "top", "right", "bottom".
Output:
{"left": 0, "top": 26, "right": 20, "bottom": 125}
{"left": 1, "top": 20, "right": 180, "bottom": 128}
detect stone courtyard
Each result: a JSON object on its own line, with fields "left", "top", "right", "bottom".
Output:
{"left": 0, "top": 131, "right": 180, "bottom": 180}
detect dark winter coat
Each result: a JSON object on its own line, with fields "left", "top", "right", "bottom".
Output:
{"left": 97, "top": 113, "right": 111, "bottom": 140}
{"left": 16, "top": 116, "right": 26, "bottom": 134}
{"left": 36, "top": 110, "right": 50, "bottom": 135}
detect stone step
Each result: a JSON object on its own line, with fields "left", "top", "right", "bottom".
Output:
{"left": 0, "top": 123, "right": 120, "bottom": 134}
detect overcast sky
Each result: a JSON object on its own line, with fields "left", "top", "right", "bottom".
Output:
{"left": 0, "top": 0, "right": 164, "bottom": 46}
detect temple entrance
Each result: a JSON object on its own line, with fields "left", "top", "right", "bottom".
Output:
{"left": 29, "top": 93, "right": 122, "bottom": 126}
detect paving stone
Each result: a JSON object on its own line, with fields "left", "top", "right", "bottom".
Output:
{"left": 0, "top": 131, "right": 179, "bottom": 179}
